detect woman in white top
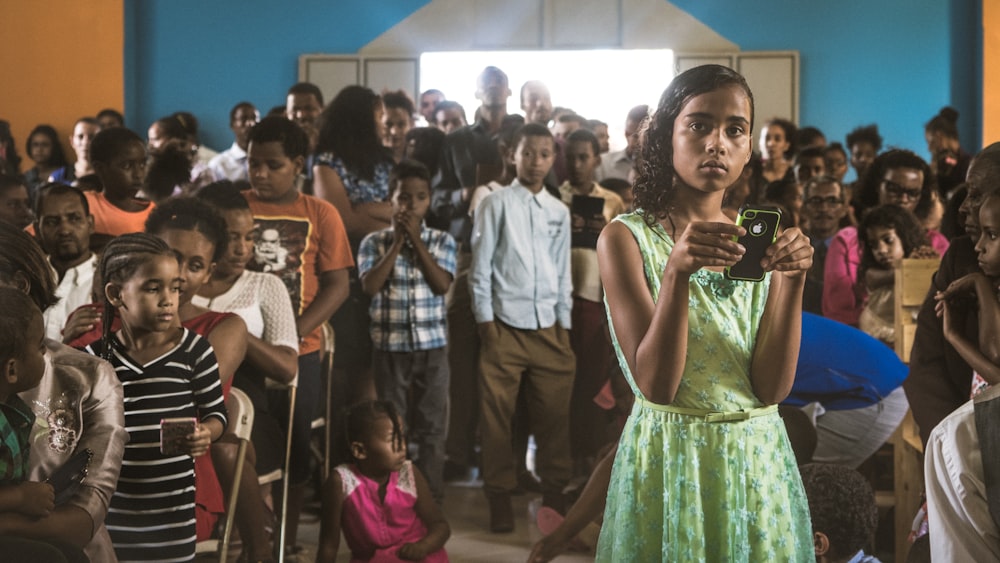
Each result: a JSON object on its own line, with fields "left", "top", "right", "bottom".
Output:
{"left": 194, "top": 181, "right": 300, "bottom": 562}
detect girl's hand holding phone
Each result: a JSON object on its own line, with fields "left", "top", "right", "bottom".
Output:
{"left": 668, "top": 221, "right": 746, "bottom": 276}
{"left": 183, "top": 423, "right": 213, "bottom": 458}
{"left": 17, "top": 481, "right": 55, "bottom": 517}
{"left": 762, "top": 227, "right": 813, "bottom": 277}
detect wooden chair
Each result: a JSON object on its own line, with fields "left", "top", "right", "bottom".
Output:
{"left": 195, "top": 387, "right": 255, "bottom": 562}
{"left": 890, "top": 257, "right": 939, "bottom": 560}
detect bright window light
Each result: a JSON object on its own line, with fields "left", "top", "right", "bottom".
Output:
{"left": 420, "top": 49, "right": 674, "bottom": 152}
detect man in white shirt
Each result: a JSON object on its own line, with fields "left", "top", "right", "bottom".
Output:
{"left": 595, "top": 104, "right": 648, "bottom": 182}
{"left": 208, "top": 102, "right": 259, "bottom": 182}
{"left": 34, "top": 183, "right": 97, "bottom": 341}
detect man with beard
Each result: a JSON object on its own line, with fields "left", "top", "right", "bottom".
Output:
{"left": 33, "top": 183, "right": 96, "bottom": 341}
{"left": 801, "top": 175, "right": 847, "bottom": 315}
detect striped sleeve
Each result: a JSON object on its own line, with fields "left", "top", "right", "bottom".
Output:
{"left": 186, "top": 333, "right": 227, "bottom": 428}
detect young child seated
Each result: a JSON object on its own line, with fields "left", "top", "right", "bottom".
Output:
{"left": 317, "top": 400, "right": 450, "bottom": 562}
{"left": 0, "top": 288, "right": 71, "bottom": 560}
{"left": 857, "top": 205, "right": 938, "bottom": 345}
{"left": 358, "top": 160, "right": 456, "bottom": 502}
{"left": 799, "top": 463, "right": 881, "bottom": 563}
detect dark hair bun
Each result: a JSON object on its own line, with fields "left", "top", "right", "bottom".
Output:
{"left": 938, "top": 106, "right": 959, "bottom": 123}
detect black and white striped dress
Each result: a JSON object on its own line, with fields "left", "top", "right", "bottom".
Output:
{"left": 87, "top": 328, "right": 227, "bottom": 562}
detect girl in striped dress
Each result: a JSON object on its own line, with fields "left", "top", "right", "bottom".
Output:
{"left": 85, "top": 233, "right": 226, "bottom": 562}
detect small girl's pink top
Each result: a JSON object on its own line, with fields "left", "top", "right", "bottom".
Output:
{"left": 336, "top": 461, "right": 448, "bottom": 563}
{"left": 823, "top": 226, "right": 950, "bottom": 327}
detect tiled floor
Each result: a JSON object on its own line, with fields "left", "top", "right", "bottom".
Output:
{"left": 292, "top": 482, "right": 596, "bottom": 562}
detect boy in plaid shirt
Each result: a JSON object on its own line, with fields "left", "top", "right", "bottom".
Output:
{"left": 0, "top": 289, "right": 52, "bottom": 517}
{"left": 358, "top": 160, "right": 457, "bottom": 502}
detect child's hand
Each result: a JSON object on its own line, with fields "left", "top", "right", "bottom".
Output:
{"left": 937, "top": 273, "right": 988, "bottom": 301}
{"left": 397, "top": 540, "right": 432, "bottom": 561}
{"left": 17, "top": 481, "right": 55, "bottom": 517}
{"left": 667, "top": 221, "right": 746, "bottom": 276}
{"left": 763, "top": 227, "right": 813, "bottom": 277}
{"left": 61, "top": 306, "right": 101, "bottom": 344}
{"left": 396, "top": 210, "right": 422, "bottom": 242}
{"left": 181, "top": 422, "right": 212, "bottom": 458}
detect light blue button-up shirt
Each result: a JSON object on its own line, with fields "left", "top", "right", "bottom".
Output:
{"left": 469, "top": 180, "right": 572, "bottom": 330}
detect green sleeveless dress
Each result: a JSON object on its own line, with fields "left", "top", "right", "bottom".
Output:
{"left": 596, "top": 213, "right": 814, "bottom": 562}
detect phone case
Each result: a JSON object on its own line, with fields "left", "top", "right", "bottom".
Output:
{"left": 160, "top": 417, "right": 197, "bottom": 456}
{"left": 725, "top": 207, "right": 782, "bottom": 282}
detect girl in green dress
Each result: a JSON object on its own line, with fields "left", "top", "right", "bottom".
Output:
{"left": 595, "top": 64, "right": 815, "bottom": 561}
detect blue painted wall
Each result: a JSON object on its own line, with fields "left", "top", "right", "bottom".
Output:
{"left": 672, "top": 0, "right": 982, "bottom": 161}
{"left": 126, "top": 0, "right": 982, "bottom": 162}
{"left": 124, "top": 0, "right": 429, "bottom": 150}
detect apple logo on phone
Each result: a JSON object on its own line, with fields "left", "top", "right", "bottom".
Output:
{"left": 750, "top": 220, "right": 766, "bottom": 236}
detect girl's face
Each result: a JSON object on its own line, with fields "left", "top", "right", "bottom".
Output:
{"left": 672, "top": 84, "right": 753, "bottom": 195}
{"left": 759, "top": 123, "right": 789, "bottom": 161}
{"left": 71, "top": 121, "right": 99, "bottom": 162}
{"left": 866, "top": 226, "right": 905, "bottom": 268}
{"left": 157, "top": 228, "right": 216, "bottom": 306}
{"left": 356, "top": 415, "right": 406, "bottom": 474}
{"left": 95, "top": 140, "right": 147, "bottom": 200}
{"left": 878, "top": 167, "right": 923, "bottom": 213}
{"left": 111, "top": 254, "right": 181, "bottom": 333}
{"left": 382, "top": 107, "right": 412, "bottom": 157}
{"left": 824, "top": 149, "right": 848, "bottom": 182}
{"left": 217, "top": 209, "right": 255, "bottom": 278}
{"left": 975, "top": 196, "right": 1000, "bottom": 277}
{"left": 247, "top": 141, "right": 303, "bottom": 203}
{"left": 850, "top": 141, "right": 877, "bottom": 175}
{"left": 29, "top": 133, "right": 54, "bottom": 165}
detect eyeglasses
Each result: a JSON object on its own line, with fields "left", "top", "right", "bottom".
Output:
{"left": 805, "top": 196, "right": 843, "bottom": 207}
{"left": 881, "top": 181, "right": 922, "bottom": 200}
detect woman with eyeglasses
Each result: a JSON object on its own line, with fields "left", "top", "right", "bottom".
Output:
{"left": 824, "top": 150, "right": 949, "bottom": 326}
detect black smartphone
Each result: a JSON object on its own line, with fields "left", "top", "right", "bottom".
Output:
{"left": 725, "top": 206, "right": 782, "bottom": 282}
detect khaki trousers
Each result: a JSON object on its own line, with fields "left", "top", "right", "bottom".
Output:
{"left": 479, "top": 321, "right": 575, "bottom": 494}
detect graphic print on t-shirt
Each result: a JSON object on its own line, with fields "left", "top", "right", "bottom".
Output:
{"left": 249, "top": 217, "right": 309, "bottom": 314}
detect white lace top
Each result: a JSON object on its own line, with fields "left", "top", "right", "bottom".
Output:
{"left": 192, "top": 270, "right": 299, "bottom": 351}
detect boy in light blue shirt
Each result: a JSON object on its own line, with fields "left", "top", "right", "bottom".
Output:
{"left": 470, "top": 122, "right": 575, "bottom": 533}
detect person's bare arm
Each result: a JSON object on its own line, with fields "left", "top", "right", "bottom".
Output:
{"left": 245, "top": 335, "right": 297, "bottom": 384}
{"left": 864, "top": 266, "right": 895, "bottom": 291}
{"left": 205, "top": 315, "right": 247, "bottom": 387}
{"left": 0, "top": 482, "right": 53, "bottom": 516}
{"left": 0, "top": 503, "right": 94, "bottom": 548}
{"left": 599, "top": 221, "right": 745, "bottom": 404}
{"left": 940, "top": 297, "right": 1000, "bottom": 385}
{"left": 316, "top": 471, "right": 344, "bottom": 563}
{"left": 398, "top": 465, "right": 450, "bottom": 560}
{"left": 750, "top": 227, "right": 813, "bottom": 404}
{"left": 296, "top": 269, "right": 349, "bottom": 340}
{"left": 528, "top": 443, "right": 617, "bottom": 562}
{"left": 313, "top": 165, "right": 391, "bottom": 240}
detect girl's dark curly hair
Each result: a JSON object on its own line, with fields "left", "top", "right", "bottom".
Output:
{"left": 799, "top": 463, "right": 879, "bottom": 561}
{"left": 25, "top": 125, "right": 69, "bottom": 169}
{"left": 315, "top": 85, "right": 393, "bottom": 182}
{"left": 144, "top": 196, "right": 229, "bottom": 263}
{"left": 762, "top": 118, "right": 797, "bottom": 160}
{"left": 634, "top": 64, "right": 754, "bottom": 227}
{"left": 0, "top": 221, "right": 58, "bottom": 311}
{"left": 857, "top": 204, "right": 929, "bottom": 279}
{"left": 856, "top": 149, "right": 935, "bottom": 220}
{"left": 340, "top": 400, "right": 404, "bottom": 463}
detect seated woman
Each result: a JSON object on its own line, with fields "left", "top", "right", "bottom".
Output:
{"left": 0, "top": 222, "right": 127, "bottom": 562}
{"left": 23, "top": 125, "right": 70, "bottom": 199}
{"left": 825, "top": 149, "right": 948, "bottom": 326}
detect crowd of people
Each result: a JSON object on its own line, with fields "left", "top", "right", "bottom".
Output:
{"left": 0, "top": 61, "right": 996, "bottom": 562}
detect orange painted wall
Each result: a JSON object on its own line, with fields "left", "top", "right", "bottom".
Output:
{"left": 0, "top": 0, "right": 123, "bottom": 170}
{"left": 985, "top": 0, "right": 999, "bottom": 145}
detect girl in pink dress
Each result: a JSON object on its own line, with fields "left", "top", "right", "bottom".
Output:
{"left": 318, "top": 400, "right": 450, "bottom": 563}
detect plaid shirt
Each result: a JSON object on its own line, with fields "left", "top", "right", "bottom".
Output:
{"left": 358, "top": 225, "right": 457, "bottom": 352}
{"left": 0, "top": 395, "right": 36, "bottom": 483}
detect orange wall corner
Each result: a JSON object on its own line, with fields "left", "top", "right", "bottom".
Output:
{"left": 0, "top": 0, "right": 124, "bottom": 170}
{"left": 985, "top": 0, "right": 1000, "bottom": 146}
